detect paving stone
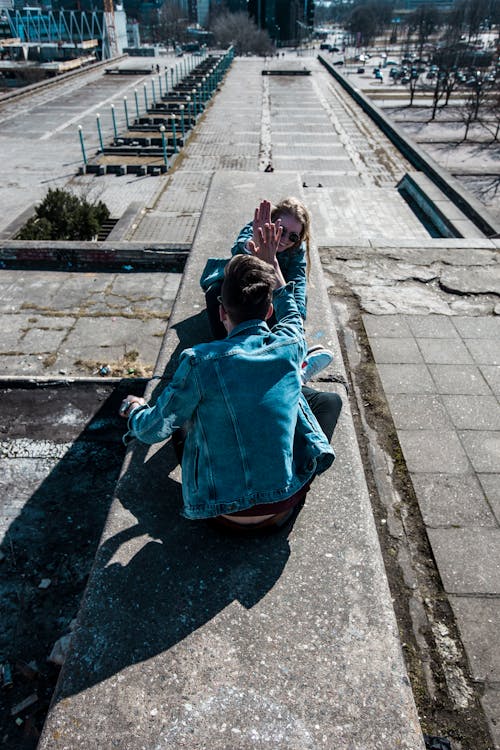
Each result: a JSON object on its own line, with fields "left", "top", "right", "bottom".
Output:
{"left": 410, "top": 473, "right": 496, "bottom": 527}
{"left": 362, "top": 314, "right": 412, "bottom": 338}
{"left": 465, "top": 338, "right": 500, "bottom": 366}
{"left": 448, "top": 596, "right": 500, "bottom": 681}
{"left": 386, "top": 394, "right": 453, "bottom": 431}
{"left": 370, "top": 337, "right": 423, "bottom": 364}
{"left": 377, "top": 364, "right": 436, "bottom": 394}
{"left": 417, "top": 338, "right": 474, "bottom": 365}
{"left": 442, "top": 395, "right": 500, "bottom": 430}
{"left": 429, "top": 365, "right": 491, "bottom": 395}
{"left": 480, "top": 365, "right": 500, "bottom": 395}
{"left": 20, "top": 327, "right": 71, "bottom": 353}
{"left": 427, "top": 528, "right": 500, "bottom": 594}
{"left": 481, "top": 688, "right": 500, "bottom": 750}
{"left": 478, "top": 474, "right": 500, "bottom": 524}
{"left": 397, "top": 430, "right": 470, "bottom": 473}
{"left": 404, "top": 314, "right": 460, "bottom": 338}
{"left": 452, "top": 316, "right": 500, "bottom": 338}
{"left": 459, "top": 430, "right": 500, "bottom": 473}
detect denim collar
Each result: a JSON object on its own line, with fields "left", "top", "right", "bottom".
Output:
{"left": 227, "top": 319, "right": 270, "bottom": 339}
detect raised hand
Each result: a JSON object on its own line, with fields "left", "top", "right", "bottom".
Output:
{"left": 247, "top": 220, "right": 285, "bottom": 288}
{"left": 252, "top": 199, "right": 272, "bottom": 248}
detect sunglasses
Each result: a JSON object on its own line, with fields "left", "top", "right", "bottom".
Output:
{"left": 279, "top": 227, "right": 301, "bottom": 244}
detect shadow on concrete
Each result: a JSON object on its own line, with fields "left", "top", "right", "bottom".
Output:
{"left": 50, "top": 309, "right": 293, "bottom": 699}
{"left": 55, "top": 441, "right": 292, "bottom": 699}
{"left": 0, "top": 383, "right": 144, "bottom": 747}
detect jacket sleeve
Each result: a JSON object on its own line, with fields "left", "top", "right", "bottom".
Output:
{"left": 230, "top": 221, "right": 253, "bottom": 256}
{"left": 125, "top": 351, "right": 201, "bottom": 445}
{"left": 279, "top": 247, "right": 307, "bottom": 320}
{"left": 272, "top": 284, "right": 308, "bottom": 361}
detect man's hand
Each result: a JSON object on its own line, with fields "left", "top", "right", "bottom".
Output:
{"left": 252, "top": 199, "right": 272, "bottom": 248}
{"left": 119, "top": 395, "right": 146, "bottom": 418}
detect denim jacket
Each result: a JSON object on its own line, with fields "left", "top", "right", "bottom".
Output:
{"left": 126, "top": 284, "right": 334, "bottom": 519}
{"left": 232, "top": 221, "right": 307, "bottom": 320}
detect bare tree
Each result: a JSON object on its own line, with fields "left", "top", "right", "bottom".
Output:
{"left": 408, "top": 4, "right": 441, "bottom": 60}
{"left": 157, "top": 0, "right": 189, "bottom": 49}
{"left": 210, "top": 12, "right": 274, "bottom": 56}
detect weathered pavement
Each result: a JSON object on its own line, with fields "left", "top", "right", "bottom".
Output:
{"left": 1, "top": 52, "right": 499, "bottom": 748}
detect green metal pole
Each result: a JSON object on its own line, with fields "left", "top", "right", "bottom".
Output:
{"left": 96, "top": 113, "right": 104, "bottom": 152}
{"left": 158, "top": 74, "right": 163, "bottom": 97}
{"left": 159, "top": 125, "right": 168, "bottom": 168}
{"left": 78, "top": 125, "right": 87, "bottom": 165}
{"left": 134, "top": 88, "right": 140, "bottom": 117}
{"left": 143, "top": 83, "right": 148, "bottom": 111}
{"left": 123, "top": 96, "right": 130, "bottom": 129}
{"left": 171, "top": 115, "right": 177, "bottom": 153}
{"left": 151, "top": 78, "right": 156, "bottom": 103}
{"left": 179, "top": 104, "right": 185, "bottom": 139}
{"left": 111, "top": 104, "right": 118, "bottom": 139}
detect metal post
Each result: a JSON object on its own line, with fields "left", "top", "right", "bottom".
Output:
{"left": 96, "top": 113, "right": 104, "bottom": 152}
{"left": 159, "top": 125, "right": 168, "bottom": 169}
{"left": 186, "top": 96, "right": 191, "bottom": 124}
{"left": 191, "top": 89, "right": 197, "bottom": 117}
{"left": 171, "top": 114, "right": 178, "bottom": 152}
{"left": 134, "top": 88, "right": 140, "bottom": 118}
{"left": 143, "top": 83, "right": 148, "bottom": 111}
{"left": 111, "top": 104, "right": 118, "bottom": 139}
{"left": 170, "top": 67, "right": 175, "bottom": 89}
{"left": 151, "top": 78, "right": 156, "bottom": 103}
{"left": 123, "top": 96, "right": 130, "bottom": 129}
{"left": 165, "top": 67, "right": 169, "bottom": 93}
{"left": 158, "top": 74, "right": 162, "bottom": 97}
{"left": 78, "top": 125, "right": 87, "bottom": 165}
{"left": 179, "top": 104, "right": 185, "bottom": 139}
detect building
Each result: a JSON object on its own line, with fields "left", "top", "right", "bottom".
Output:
{"left": 249, "top": 0, "right": 315, "bottom": 45}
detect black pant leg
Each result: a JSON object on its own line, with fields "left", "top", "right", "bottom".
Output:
{"left": 302, "top": 386, "right": 342, "bottom": 443}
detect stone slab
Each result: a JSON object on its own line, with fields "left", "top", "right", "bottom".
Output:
{"left": 452, "top": 317, "right": 500, "bottom": 338}
{"left": 480, "top": 366, "right": 500, "bottom": 395}
{"left": 458, "top": 431, "right": 500, "bottom": 473}
{"left": 404, "top": 314, "right": 460, "bottom": 339}
{"left": 448, "top": 596, "right": 500, "bottom": 681}
{"left": 428, "top": 365, "right": 492, "bottom": 396}
{"left": 478, "top": 474, "right": 500, "bottom": 524}
{"left": 377, "top": 364, "right": 436, "bottom": 394}
{"left": 370, "top": 337, "right": 423, "bottom": 364}
{"left": 442, "top": 395, "right": 500, "bottom": 431}
{"left": 362, "top": 314, "right": 412, "bottom": 338}
{"left": 417, "top": 338, "right": 474, "bottom": 365}
{"left": 481, "top": 688, "right": 500, "bottom": 750}
{"left": 427, "top": 528, "right": 500, "bottom": 594}
{"left": 410, "top": 473, "right": 496, "bottom": 528}
{"left": 465, "top": 338, "right": 500, "bottom": 366}
{"left": 386, "top": 394, "right": 453, "bottom": 431}
{"left": 397, "top": 430, "right": 470, "bottom": 474}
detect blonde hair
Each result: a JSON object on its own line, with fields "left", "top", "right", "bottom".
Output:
{"left": 271, "top": 197, "right": 311, "bottom": 272}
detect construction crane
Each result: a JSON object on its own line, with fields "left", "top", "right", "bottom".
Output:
{"left": 103, "top": 0, "right": 119, "bottom": 59}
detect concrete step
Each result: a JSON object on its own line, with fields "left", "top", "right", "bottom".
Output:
{"left": 38, "top": 172, "right": 425, "bottom": 750}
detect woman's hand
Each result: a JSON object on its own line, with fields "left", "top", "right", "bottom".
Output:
{"left": 248, "top": 221, "right": 286, "bottom": 289}
{"left": 119, "top": 395, "right": 146, "bottom": 418}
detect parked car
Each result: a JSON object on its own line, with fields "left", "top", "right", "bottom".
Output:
{"left": 357, "top": 67, "right": 365, "bottom": 74}
{"left": 375, "top": 70, "right": 383, "bottom": 80}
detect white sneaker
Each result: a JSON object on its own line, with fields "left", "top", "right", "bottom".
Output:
{"left": 301, "top": 345, "right": 333, "bottom": 384}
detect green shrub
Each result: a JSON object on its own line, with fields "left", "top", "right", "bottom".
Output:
{"left": 17, "top": 188, "right": 110, "bottom": 241}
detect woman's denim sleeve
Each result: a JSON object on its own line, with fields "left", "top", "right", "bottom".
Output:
{"left": 231, "top": 221, "right": 253, "bottom": 256}
{"left": 280, "top": 248, "right": 307, "bottom": 320}
{"left": 126, "top": 351, "right": 200, "bottom": 445}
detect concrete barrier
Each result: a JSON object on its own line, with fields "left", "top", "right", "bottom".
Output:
{"left": 38, "top": 172, "right": 424, "bottom": 750}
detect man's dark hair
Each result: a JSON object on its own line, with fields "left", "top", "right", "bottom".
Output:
{"left": 221, "top": 255, "right": 274, "bottom": 324}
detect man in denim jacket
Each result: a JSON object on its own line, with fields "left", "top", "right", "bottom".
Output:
{"left": 120, "top": 223, "right": 341, "bottom": 528}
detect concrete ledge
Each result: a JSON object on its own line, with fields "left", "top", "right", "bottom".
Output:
{"left": 319, "top": 55, "right": 500, "bottom": 239}
{"left": 0, "top": 240, "right": 187, "bottom": 269}
{"left": 38, "top": 172, "right": 424, "bottom": 750}
{"left": 398, "top": 172, "right": 487, "bottom": 239}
